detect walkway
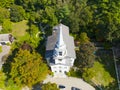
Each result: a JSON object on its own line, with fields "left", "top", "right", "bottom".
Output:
{"left": 44, "top": 76, "right": 95, "bottom": 90}
{"left": 0, "top": 45, "right": 10, "bottom": 69}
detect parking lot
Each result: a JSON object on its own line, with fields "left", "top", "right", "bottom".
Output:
{"left": 44, "top": 76, "right": 95, "bottom": 90}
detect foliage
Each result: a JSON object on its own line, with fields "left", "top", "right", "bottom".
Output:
{"left": 10, "top": 5, "right": 25, "bottom": 22}
{"left": 79, "top": 32, "right": 90, "bottom": 44}
{"left": 0, "top": 7, "right": 10, "bottom": 24}
{"left": 5, "top": 79, "right": 21, "bottom": 90}
{"left": 89, "top": 0, "right": 120, "bottom": 42}
{"left": 82, "top": 61, "right": 114, "bottom": 87}
{"left": 10, "top": 49, "right": 48, "bottom": 87}
{"left": 0, "top": 46, "right": 2, "bottom": 53}
{"left": 68, "top": 0, "right": 93, "bottom": 33}
{"left": 0, "top": 70, "right": 21, "bottom": 90}
{"left": 75, "top": 42, "right": 96, "bottom": 69}
{"left": 0, "top": 0, "right": 14, "bottom": 8}
{"left": 2, "top": 19, "right": 12, "bottom": 33}
{"left": 0, "top": 70, "right": 6, "bottom": 89}
{"left": 67, "top": 68, "right": 81, "bottom": 78}
{"left": 42, "top": 82, "right": 59, "bottom": 90}
{"left": 103, "top": 42, "right": 112, "bottom": 49}
{"left": 27, "top": 24, "right": 42, "bottom": 48}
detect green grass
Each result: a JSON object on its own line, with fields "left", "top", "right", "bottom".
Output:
{"left": 12, "top": 20, "right": 29, "bottom": 40}
{"left": 0, "top": 46, "right": 2, "bottom": 53}
{"left": 94, "top": 49, "right": 118, "bottom": 90}
{"left": 96, "top": 49, "right": 116, "bottom": 77}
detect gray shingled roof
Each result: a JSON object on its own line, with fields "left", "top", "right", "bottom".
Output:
{"left": 0, "top": 34, "right": 10, "bottom": 42}
{"left": 45, "top": 24, "right": 76, "bottom": 59}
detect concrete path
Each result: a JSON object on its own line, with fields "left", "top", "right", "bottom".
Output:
{"left": 0, "top": 45, "right": 10, "bottom": 69}
{"left": 44, "top": 76, "right": 95, "bottom": 90}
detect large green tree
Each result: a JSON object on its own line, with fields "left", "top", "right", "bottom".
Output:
{"left": 10, "top": 5, "right": 25, "bottom": 22}
{"left": 75, "top": 42, "right": 96, "bottom": 69}
{"left": 0, "top": 7, "right": 10, "bottom": 24}
{"left": 0, "top": 0, "right": 14, "bottom": 8}
{"left": 42, "top": 82, "right": 59, "bottom": 90}
{"left": 88, "top": 0, "right": 120, "bottom": 42}
{"left": 68, "top": 0, "right": 93, "bottom": 33}
{"left": 27, "top": 24, "right": 43, "bottom": 48}
{"left": 10, "top": 49, "right": 48, "bottom": 87}
{"left": 79, "top": 32, "right": 90, "bottom": 44}
{"left": 2, "top": 19, "right": 12, "bottom": 33}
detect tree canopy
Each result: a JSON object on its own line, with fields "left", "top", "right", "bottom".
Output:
{"left": 0, "top": 7, "right": 10, "bottom": 24}
{"left": 10, "top": 49, "right": 48, "bottom": 87}
{"left": 42, "top": 82, "right": 59, "bottom": 90}
{"left": 75, "top": 42, "right": 96, "bottom": 69}
{"left": 10, "top": 5, "right": 25, "bottom": 22}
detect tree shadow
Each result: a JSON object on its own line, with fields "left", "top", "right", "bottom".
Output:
{"left": 2, "top": 48, "right": 19, "bottom": 79}
{"left": 32, "top": 83, "right": 42, "bottom": 90}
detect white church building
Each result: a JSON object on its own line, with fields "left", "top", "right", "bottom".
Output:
{"left": 45, "top": 24, "right": 76, "bottom": 77}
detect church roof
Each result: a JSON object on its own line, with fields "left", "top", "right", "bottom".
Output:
{"left": 45, "top": 24, "right": 76, "bottom": 59}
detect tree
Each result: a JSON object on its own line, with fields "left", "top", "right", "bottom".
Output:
{"left": 0, "top": 0, "right": 14, "bottom": 8}
{"left": 27, "top": 24, "right": 43, "bottom": 48}
{"left": 75, "top": 42, "right": 96, "bottom": 69}
{"left": 68, "top": 0, "right": 93, "bottom": 33}
{"left": 10, "top": 5, "right": 25, "bottom": 22}
{"left": 10, "top": 49, "right": 48, "bottom": 87}
{"left": 79, "top": 32, "right": 90, "bottom": 44}
{"left": 2, "top": 19, "right": 12, "bottom": 33}
{"left": 0, "top": 70, "right": 6, "bottom": 89}
{"left": 0, "top": 7, "right": 10, "bottom": 24}
{"left": 42, "top": 82, "right": 59, "bottom": 90}
{"left": 88, "top": 0, "right": 120, "bottom": 42}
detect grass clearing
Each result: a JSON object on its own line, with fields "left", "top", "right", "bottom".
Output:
{"left": 12, "top": 20, "right": 29, "bottom": 39}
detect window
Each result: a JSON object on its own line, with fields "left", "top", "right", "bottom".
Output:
{"left": 59, "top": 52, "right": 62, "bottom": 56}
{"left": 59, "top": 70, "right": 62, "bottom": 72}
{"left": 58, "top": 59, "right": 62, "bottom": 61}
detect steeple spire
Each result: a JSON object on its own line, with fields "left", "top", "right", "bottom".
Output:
{"left": 56, "top": 24, "right": 65, "bottom": 48}
{"left": 53, "top": 24, "right": 67, "bottom": 57}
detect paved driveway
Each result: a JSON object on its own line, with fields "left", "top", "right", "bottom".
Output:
{"left": 44, "top": 76, "right": 95, "bottom": 90}
{"left": 0, "top": 45, "right": 10, "bottom": 69}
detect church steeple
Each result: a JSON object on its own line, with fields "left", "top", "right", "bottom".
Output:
{"left": 53, "top": 24, "right": 67, "bottom": 57}
{"left": 56, "top": 24, "right": 65, "bottom": 48}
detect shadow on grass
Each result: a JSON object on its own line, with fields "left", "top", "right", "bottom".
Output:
{"left": 95, "top": 49, "right": 118, "bottom": 90}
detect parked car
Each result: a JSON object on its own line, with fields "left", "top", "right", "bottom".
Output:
{"left": 71, "top": 87, "right": 80, "bottom": 90}
{"left": 59, "top": 85, "right": 65, "bottom": 89}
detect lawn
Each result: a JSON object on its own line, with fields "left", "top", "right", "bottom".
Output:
{"left": 12, "top": 20, "right": 29, "bottom": 41}
{"left": 95, "top": 49, "right": 118, "bottom": 90}
{"left": 96, "top": 49, "right": 115, "bottom": 77}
